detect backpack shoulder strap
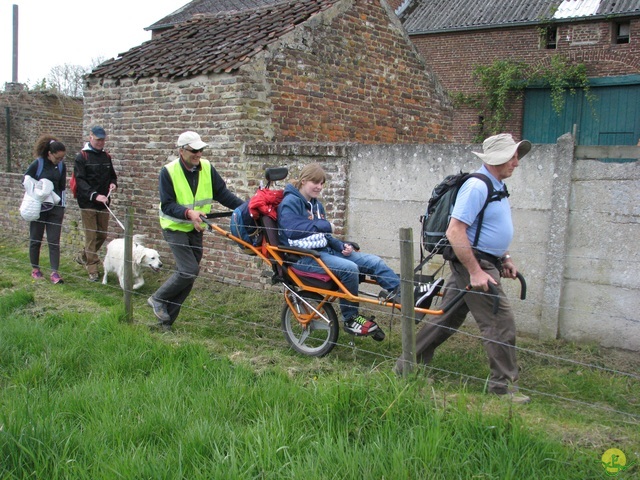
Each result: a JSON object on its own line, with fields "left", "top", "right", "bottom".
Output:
{"left": 35, "top": 158, "right": 44, "bottom": 179}
{"left": 36, "top": 157, "right": 65, "bottom": 177}
{"left": 464, "top": 173, "right": 496, "bottom": 248}
{"left": 466, "top": 173, "right": 494, "bottom": 200}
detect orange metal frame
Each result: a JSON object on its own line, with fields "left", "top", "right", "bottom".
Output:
{"left": 206, "top": 221, "right": 450, "bottom": 321}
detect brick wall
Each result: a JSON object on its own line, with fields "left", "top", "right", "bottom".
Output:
{"left": 74, "top": 0, "right": 453, "bottom": 285}
{"left": 410, "top": 18, "right": 640, "bottom": 142}
{"left": 265, "top": 0, "right": 452, "bottom": 143}
{"left": 81, "top": 73, "right": 270, "bottom": 284}
{"left": 0, "top": 86, "right": 83, "bottom": 173}
{"left": 80, "top": 72, "right": 360, "bottom": 288}
{"left": 385, "top": 0, "right": 402, "bottom": 10}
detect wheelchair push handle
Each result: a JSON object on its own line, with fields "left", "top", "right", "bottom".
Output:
{"left": 203, "top": 212, "right": 233, "bottom": 219}
{"left": 441, "top": 283, "right": 500, "bottom": 315}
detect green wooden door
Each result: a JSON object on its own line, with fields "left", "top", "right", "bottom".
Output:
{"left": 523, "top": 76, "right": 640, "bottom": 147}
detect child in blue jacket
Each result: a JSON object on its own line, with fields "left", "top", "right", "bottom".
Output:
{"left": 277, "top": 163, "right": 400, "bottom": 337}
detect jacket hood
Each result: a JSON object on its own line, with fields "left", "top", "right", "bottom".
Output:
{"left": 82, "top": 142, "right": 104, "bottom": 153}
{"left": 283, "top": 183, "right": 305, "bottom": 201}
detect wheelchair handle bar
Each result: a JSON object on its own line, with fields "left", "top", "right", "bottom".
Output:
{"left": 204, "top": 212, "right": 233, "bottom": 219}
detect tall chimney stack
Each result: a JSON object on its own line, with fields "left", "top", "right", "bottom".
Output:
{"left": 12, "top": 4, "right": 18, "bottom": 83}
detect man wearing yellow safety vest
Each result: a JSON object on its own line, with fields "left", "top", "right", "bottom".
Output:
{"left": 148, "top": 131, "right": 244, "bottom": 331}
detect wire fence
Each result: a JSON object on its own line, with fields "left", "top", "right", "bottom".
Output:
{"left": 2, "top": 211, "right": 639, "bottom": 422}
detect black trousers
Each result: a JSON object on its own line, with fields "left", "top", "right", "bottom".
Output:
{"left": 29, "top": 205, "right": 65, "bottom": 272}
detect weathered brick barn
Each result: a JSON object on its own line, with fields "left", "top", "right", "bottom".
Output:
{"left": 399, "top": 0, "right": 640, "bottom": 144}
{"left": 83, "top": 0, "right": 453, "bottom": 282}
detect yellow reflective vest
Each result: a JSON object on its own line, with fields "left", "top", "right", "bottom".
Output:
{"left": 159, "top": 158, "right": 213, "bottom": 232}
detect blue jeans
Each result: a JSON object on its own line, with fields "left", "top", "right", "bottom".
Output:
{"left": 293, "top": 247, "right": 400, "bottom": 321}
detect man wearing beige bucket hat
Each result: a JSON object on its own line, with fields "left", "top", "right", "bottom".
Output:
{"left": 397, "top": 133, "right": 532, "bottom": 403}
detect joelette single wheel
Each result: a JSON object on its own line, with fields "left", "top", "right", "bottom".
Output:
{"left": 281, "top": 291, "right": 339, "bottom": 357}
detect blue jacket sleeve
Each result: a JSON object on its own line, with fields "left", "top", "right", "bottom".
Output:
{"left": 326, "top": 235, "right": 344, "bottom": 251}
{"left": 278, "top": 199, "right": 333, "bottom": 241}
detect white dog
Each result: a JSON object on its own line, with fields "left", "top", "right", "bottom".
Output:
{"left": 102, "top": 235, "right": 163, "bottom": 290}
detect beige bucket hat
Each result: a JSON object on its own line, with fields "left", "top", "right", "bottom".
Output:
{"left": 472, "top": 133, "right": 531, "bottom": 165}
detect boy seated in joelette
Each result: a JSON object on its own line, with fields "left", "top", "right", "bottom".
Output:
{"left": 277, "top": 163, "right": 400, "bottom": 337}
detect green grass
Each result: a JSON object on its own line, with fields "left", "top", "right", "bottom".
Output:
{"left": 0, "top": 236, "right": 638, "bottom": 479}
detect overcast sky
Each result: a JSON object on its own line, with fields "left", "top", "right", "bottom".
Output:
{"left": 0, "top": 0, "right": 189, "bottom": 87}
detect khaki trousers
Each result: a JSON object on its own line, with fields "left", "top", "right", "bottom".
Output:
{"left": 79, "top": 208, "right": 110, "bottom": 275}
{"left": 397, "top": 259, "right": 519, "bottom": 394}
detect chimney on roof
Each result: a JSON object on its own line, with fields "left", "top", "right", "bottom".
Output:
{"left": 12, "top": 4, "right": 18, "bottom": 83}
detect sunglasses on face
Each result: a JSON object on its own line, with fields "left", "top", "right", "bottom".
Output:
{"left": 184, "top": 147, "right": 204, "bottom": 154}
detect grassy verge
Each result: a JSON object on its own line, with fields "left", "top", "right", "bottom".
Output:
{"left": 0, "top": 238, "right": 638, "bottom": 479}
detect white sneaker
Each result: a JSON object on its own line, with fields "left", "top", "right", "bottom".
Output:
{"left": 415, "top": 277, "right": 444, "bottom": 309}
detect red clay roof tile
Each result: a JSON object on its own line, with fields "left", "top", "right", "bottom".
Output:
{"left": 90, "top": 0, "right": 338, "bottom": 80}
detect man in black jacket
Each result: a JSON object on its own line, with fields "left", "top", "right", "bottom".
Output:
{"left": 74, "top": 126, "right": 118, "bottom": 281}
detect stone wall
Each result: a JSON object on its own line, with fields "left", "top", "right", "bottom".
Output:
{"left": 0, "top": 87, "right": 83, "bottom": 174}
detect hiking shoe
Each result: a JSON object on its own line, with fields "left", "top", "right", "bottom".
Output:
{"left": 343, "top": 314, "right": 379, "bottom": 336}
{"left": 88, "top": 273, "right": 99, "bottom": 282}
{"left": 75, "top": 252, "right": 87, "bottom": 266}
{"left": 147, "top": 296, "right": 171, "bottom": 323}
{"left": 31, "top": 269, "right": 44, "bottom": 279}
{"left": 50, "top": 272, "right": 64, "bottom": 284}
{"left": 495, "top": 391, "right": 531, "bottom": 404}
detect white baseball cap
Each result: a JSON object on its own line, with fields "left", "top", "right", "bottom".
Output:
{"left": 472, "top": 133, "right": 531, "bottom": 165}
{"left": 176, "top": 131, "right": 208, "bottom": 150}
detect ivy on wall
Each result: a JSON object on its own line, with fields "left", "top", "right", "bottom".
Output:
{"left": 452, "top": 54, "right": 593, "bottom": 141}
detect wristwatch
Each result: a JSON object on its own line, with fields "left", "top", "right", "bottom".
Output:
{"left": 501, "top": 254, "right": 512, "bottom": 262}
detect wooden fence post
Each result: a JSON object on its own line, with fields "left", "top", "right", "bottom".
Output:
{"left": 123, "top": 206, "right": 134, "bottom": 323}
{"left": 399, "top": 228, "right": 416, "bottom": 376}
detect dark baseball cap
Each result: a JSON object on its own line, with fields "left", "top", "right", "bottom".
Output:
{"left": 91, "top": 126, "right": 107, "bottom": 139}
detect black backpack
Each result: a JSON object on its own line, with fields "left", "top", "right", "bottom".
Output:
{"left": 420, "top": 172, "right": 509, "bottom": 256}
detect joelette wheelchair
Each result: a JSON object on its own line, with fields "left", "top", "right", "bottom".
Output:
{"left": 203, "top": 168, "right": 509, "bottom": 357}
